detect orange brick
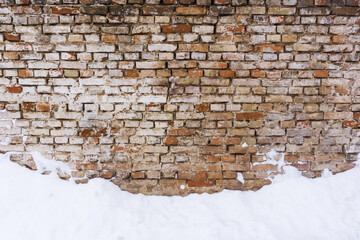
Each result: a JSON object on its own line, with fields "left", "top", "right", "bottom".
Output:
{"left": 313, "top": 70, "right": 329, "bottom": 78}
{"left": 344, "top": 120, "right": 358, "bottom": 127}
{"left": 219, "top": 70, "right": 235, "bottom": 78}
{"left": 3, "top": 52, "right": 19, "bottom": 60}
{"left": 178, "top": 44, "right": 208, "bottom": 52}
{"left": 195, "top": 104, "right": 210, "bottom": 112}
{"left": 332, "top": 35, "right": 348, "bottom": 43}
{"left": 193, "top": 172, "right": 207, "bottom": 180}
{"left": 251, "top": 70, "right": 266, "bottom": 78}
{"left": 176, "top": 7, "right": 206, "bottom": 15}
{"left": 102, "top": 35, "right": 116, "bottom": 43}
{"left": 164, "top": 137, "right": 178, "bottom": 145}
{"left": 256, "top": 44, "right": 283, "bottom": 52}
{"left": 189, "top": 69, "right": 203, "bottom": 77}
{"left": 36, "top": 103, "right": 51, "bottom": 112}
{"left": 18, "top": 69, "right": 33, "bottom": 77}
{"left": 124, "top": 70, "right": 139, "bottom": 78}
{"left": 132, "top": 172, "right": 145, "bottom": 179}
{"left": 236, "top": 112, "right": 264, "bottom": 120}
{"left": 206, "top": 155, "right": 220, "bottom": 162}
{"left": 4, "top": 33, "right": 20, "bottom": 42}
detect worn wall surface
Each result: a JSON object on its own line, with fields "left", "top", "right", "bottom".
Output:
{"left": 0, "top": 0, "right": 359, "bottom": 195}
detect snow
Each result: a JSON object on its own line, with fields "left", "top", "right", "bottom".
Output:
{"left": 1, "top": 153, "right": 360, "bottom": 240}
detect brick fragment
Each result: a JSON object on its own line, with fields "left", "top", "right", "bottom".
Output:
{"left": 4, "top": 33, "right": 20, "bottom": 42}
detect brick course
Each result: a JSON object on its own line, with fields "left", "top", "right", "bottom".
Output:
{"left": 0, "top": 0, "right": 359, "bottom": 195}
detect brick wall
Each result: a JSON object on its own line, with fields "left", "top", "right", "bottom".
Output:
{"left": 0, "top": 0, "right": 359, "bottom": 195}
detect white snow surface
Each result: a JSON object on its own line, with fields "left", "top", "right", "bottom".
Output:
{"left": 1, "top": 153, "right": 360, "bottom": 240}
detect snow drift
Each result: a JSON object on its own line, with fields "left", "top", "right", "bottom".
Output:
{"left": 0, "top": 152, "right": 359, "bottom": 240}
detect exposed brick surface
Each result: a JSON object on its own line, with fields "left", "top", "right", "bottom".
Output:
{"left": 0, "top": 2, "right": 359, "bottom": 196}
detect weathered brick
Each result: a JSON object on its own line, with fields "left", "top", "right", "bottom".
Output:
{"left": 176, "top": 7, "right": 206, "bottom": 15}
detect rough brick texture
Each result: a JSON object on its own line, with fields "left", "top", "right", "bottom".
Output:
{"left": 0, "top": 1, "right": 359, "bottom": 196}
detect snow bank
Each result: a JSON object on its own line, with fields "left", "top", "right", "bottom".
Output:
{"left": 0, "top": 153, "right": 360, "bottom": 240}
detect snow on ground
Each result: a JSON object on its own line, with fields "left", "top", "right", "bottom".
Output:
{"left": 0, "top": 153, "right": 360, "bottom": 240}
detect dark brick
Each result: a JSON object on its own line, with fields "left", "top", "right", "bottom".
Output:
{"left": 331, "top": 0, "right": 346, "bottom": 5}
{"left": 209, "top": 6, "right": 235, "bottom": 15}
{"left": 109, "top": 6, "right": 139, "bottom": 16}
{"left": 332, "top": 7, "right": 359, "bottom": 15}
{"left": 298, "top": 0, "right": 314, "bottom": 5}
{"left": 81, "top": 6, "right": 108, "bottom": 15}
{"left": 142, "top": 6, "right": 175, "bottom": 15}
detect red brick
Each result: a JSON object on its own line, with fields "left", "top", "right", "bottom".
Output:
{"left": 162, "top": 25, "right": 192, "bottom": 33}
{"left": 51, "top": 6, "right": 80, "bottom": 14}
{"left": 4, "top": 33, "right": 20, "bottom": 42}
{"left": 236, "top": 112, "right": 264, "bottom": 120}
{"left": 7, "top": 86, "right": 22, "bottom": 94}
{"left": 344, "top": 120, "right": 358, "bottom": 127}
{"left": 354, "top": 112, "right": 360, "bottom": 120}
